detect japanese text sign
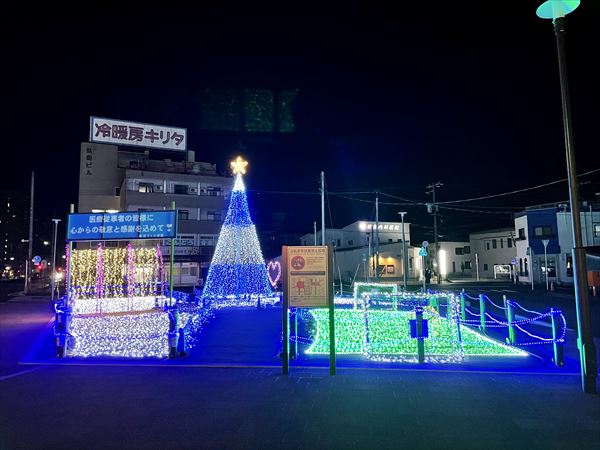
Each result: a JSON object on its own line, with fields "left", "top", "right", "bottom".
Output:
{"left": 284, "top": 246, "right": 331, "bottom": 308}
{"left": 67, "top": 211, "right": 177, "bottom": 241}
{"left": 90, "top": 117, "right": 187, "bottom": 151}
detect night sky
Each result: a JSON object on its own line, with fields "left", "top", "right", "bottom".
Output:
{"left": 4, "top": 1, "right": 600, "bottom": 254}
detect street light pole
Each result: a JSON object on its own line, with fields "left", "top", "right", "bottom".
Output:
{"left": 537, "top": 0, "right": 596, "bottom": 393}
{"left": 24, "top": 171, "right": 34, "bottom": 295}
{"left": 398, "top": 212, "right": 408, "bottom": 290}
{"left": 51, "top": 219, "right": 61, "bottom": 301}
{"left": 542, "top": 239, "right": 550, "bottom": 291}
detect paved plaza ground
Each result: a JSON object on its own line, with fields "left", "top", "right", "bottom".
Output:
{"left": 1, "top": 283, "right": 599, "bottom": 449}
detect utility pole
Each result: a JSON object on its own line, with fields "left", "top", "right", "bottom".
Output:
{"left": 24, "top": 171, "right": 34, "bottom": 295}
{"left": 314, "top": 221, "right": 317, "bottom": 245}
{"left": 51, "top": 219, "right": 61, "bottom": 301}
{"left": 398, "top": 212, "right": 408, "bottom": 289}
{"left": 426, "top": 182, "right": 443, "bottom": 283}
{"left": 320, "top": 172, "right": 325, "bottom": 247}
{"left": 375, "top": 190, "right": 380, "bottom": 282}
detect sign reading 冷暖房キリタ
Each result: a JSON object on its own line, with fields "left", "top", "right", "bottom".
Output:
{"left": 89, "top": 117, "right": 187, "bottom": 151}
{"left": 67, "top": 211, "right": 177, "bottom": 241}
{"left": 285, "top": 246, "right": 332, "bottom": 308}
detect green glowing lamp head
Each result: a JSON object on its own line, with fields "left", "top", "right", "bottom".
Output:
{"left": 536, "top": 0, "right": 580, "bottom": 19}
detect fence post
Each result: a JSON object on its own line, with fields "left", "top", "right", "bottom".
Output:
{"left": 479, "top": 294, "right": 486, "bottom": 334}
{"left": 459, "top": 290, "right": 466, "bottom": 321}
{"left": 416, "top": 306, "right": 425, "bottom": 364}
{"left": 551, "top": 308, "right": 565, "bottom": 367}
{"left": 506, "top": 300, "right": 516, "bottom": 344}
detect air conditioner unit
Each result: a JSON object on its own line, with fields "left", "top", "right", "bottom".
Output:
{"left": 155, "top": 185, "right": 163, "bottom": 192}
{"left": 189, "top": 187, "right": 198, "bottom": 194}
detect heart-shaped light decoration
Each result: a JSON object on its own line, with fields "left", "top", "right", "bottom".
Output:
{"left": 267, "top": 260, "right": 282, "bottom": 288}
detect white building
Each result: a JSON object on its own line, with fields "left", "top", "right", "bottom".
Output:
{"left": 469, "top": 228, "right": 516, "bottom": 279}
{"left": 78, "top": 142, "right": 232, "bottom": 286}
{"left": 300, "top": 220, "right": 416, "bottom": 283}
{"left": 426, "top": 241, "right": 472, "bottom": 279}
{"left": 514, "top": 204, "right": 600, "bottom": 286}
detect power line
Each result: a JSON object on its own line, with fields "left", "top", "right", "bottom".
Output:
{"left": 436, "top": 168, "right": 600, "bottom": 205}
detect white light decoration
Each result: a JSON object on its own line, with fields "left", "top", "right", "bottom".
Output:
{"left": 201, "top": 164, "right": 272, "bottom": 304}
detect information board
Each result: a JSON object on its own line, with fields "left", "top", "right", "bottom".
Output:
{"left": 284, "top": 246, "right": 331, "bottom": 308}
{"left": 67, "top": 211, "right": 177, "bottom": 241}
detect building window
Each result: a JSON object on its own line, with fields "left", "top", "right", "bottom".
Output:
{"left": 138, "top": 182, "right": 154, "bottom": 193}
{"left": 206, "top": 187, "right": 222, "bottom": 196}
{"left": 455, "top": 247, "right": 463, "bottom": 255}
{"left": 500, "top": 238, "right": 503, "bottom": 248}
{"left": 463, "top": 246, "right": 471, "bottom": 254}
{"left": 507, "top": 238, "right": 513, "bottom": 248}
{"left": 114, "top": 187, "right": 121, "bottom": 197}
{"left": 178, "top": 209, "right": 189, "bottom": 220}
{"left": 492, "top": 239, "right": 497, "bottom": 249}
{"left": 348, "top": 240, "right": 354, "bottom": 246}
{"left": 483, "top": 263, "right": 489, "bottom": 271}
{"left": 594, "top": 224, "right": 600, "bottom": 238}
{"left": 486, "top": 242, "right": 490, "bottom": 251}
{"left": 464, "top": 261, "right": 471, "bottom": 270}
{"left": 174, "top": 184, "right": 188, "bottom": 195}
{"left": 533, "top": 226, "right": 552, "bottom": 237}
{"left": 518, "top": 228, "right": 525, "bottom": 239}
{"left": 388, "top": 238, "right": 393, "bottom": 243}
{"left": 207, "top": 211, "right": 221, "bottom": 222}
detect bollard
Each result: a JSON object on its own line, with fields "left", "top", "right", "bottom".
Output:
{"left": 506, "top": 300, "right": 516, "bottom": 344}
{"left": 550, "top": 281, "right": 555, "bottom": 292}
{"left": 459, "top": 291, "right": 466, "bottom": 321}
{"left": 416, "top": 306, "right": 425, "bottom": 364}
{"left": 550, "top": 308, "right": 564, "bottom": 367}
{"left": 177, "top": 327, "right": 187, "bottom": 357}
{"left": 593, "top": 286, "right": 597, "bottom": 297}
{"left": 479, "top": 294, "right": 486, "bottom": 334}
{"left": 168, "top": 306, "right": 179, "bottom": 359}
{"left": 55, "top": 305, "right": 72, "bottom": 358}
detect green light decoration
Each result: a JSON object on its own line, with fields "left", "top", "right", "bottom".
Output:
{"left": 306, "top": 308, "right": 527, "bottom": 359}
{"left": 244, "top": 88, "right": 274, "bottom": 132}
{"left": 279, "top": 89, "right": 299, "bottom": 132}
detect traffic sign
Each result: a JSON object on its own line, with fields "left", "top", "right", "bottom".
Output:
{"left": 422, "top": 240, "right": 429, "bottom": 248}
{"left": 419, "top": 247, "right": 428, "bottom": 257}
{"left": 33, "top": 255, "right": 41, "bottom": 264}
{"left": 511, "top": 258, "right": 517, "bottom": 265}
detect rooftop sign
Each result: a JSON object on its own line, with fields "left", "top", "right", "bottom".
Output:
{"left": 89, "top": 117, "right": 187, "bottom": 151}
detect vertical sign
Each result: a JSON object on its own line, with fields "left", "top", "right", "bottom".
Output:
{"left": 282, "top": 246, "right": 335, "bottom": 375}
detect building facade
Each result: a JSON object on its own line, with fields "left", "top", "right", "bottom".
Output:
{"left": 469, "top": 228, "right": 516, "bottom": 279}
{"left": 426, "top": 241, "right": 472, "bottom": 279}
{"left": 514, "top": 204, "right": 600, "bottom": 286}
{"left": 78, "top": 142, "right": 232, "bottom": 286}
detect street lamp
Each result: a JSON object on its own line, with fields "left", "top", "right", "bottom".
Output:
{"left": 398, "top": 212, "right": 408, "bottom": 290}
{"left": 536, "top": 0, "right": 596, "bottom": 394}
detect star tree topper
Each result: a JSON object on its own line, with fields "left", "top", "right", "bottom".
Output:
{"left": 230, "top": 156, "right": 248, "bottom": 175}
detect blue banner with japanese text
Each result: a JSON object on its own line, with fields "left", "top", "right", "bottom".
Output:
{"left": 67, "top": 211, "right": 177, "bottom": 241}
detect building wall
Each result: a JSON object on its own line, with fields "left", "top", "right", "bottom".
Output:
{"left": 428, "top": 242, "right": 472, "bottom": 278}
{"left": 78, "top": 143, "right": 123, "bottom": 213}
{"left": 77, "top": 142, "right": 233, "bottom": 286}
{"left": 469, "top": 228, "right": 516, "bottom": 279}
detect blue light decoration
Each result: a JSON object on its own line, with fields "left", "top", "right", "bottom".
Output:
{"left": 201, "top": 158, "right": 272, "bottom": 304}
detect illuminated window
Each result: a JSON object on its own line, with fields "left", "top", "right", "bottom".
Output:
{"left": 594, "top": 224, "right": 600, "bottom": 238}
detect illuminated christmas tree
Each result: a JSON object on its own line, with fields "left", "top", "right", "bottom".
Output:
{"left": 201, "top": 157, "right": 272, "bottom": 301}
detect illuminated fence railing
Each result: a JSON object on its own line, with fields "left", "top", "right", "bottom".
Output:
{"left": 460, "top": 292, "right": 567, "bottom": 347}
